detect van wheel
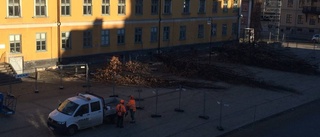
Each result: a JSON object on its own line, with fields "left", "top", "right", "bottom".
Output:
{"left": 67, "top": 125, "right": 77, "bottom": 136}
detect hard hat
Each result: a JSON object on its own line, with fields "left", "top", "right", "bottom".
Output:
{"left": 120, "top": 99, "right": 125, "bottom": 104}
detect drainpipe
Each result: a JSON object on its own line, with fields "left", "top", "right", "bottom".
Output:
{"left": 57, "top": 0, "right": 61, "bottom": 65}
{"left": 247, "top": 0, "right": 252, "bottom": 28}
{"left": 238, "top": 0, "right": 243, "bottom": 39}
{"left": 157, "top": 0, "right": 162, "bottom": 55}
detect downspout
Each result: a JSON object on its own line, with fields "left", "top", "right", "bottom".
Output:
{"left": 57, "top": 0, "right": 61, "bottom": 64}
{"left": 247, "top": 0, "right": 252, "bottom": 28}
{"left": 238, "top": 0, "right": 242, "bottom": 39}
{"left": 157, "top": 0, "right": 162, "bottom": 54}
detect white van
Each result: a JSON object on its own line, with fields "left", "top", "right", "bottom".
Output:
{"left": 47, "top": 93, "right": 120, "bottom": 135}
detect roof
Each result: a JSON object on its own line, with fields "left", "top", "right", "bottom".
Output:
{"left": 68, "top": 93, "right": 100, "bottom": 105}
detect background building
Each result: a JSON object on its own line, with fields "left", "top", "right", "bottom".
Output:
{"left": 282, "top": 0, "right": 320, "bottom": 40}
{"left": 0, "top": 0, "right": 240, "bottom": 73}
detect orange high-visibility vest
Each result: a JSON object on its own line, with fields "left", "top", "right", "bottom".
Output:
{"left": 116, "top": 104, "right": 126, "bottom": 116}
{"left": 126, "top": 99, "right": 136, "bottom": 111}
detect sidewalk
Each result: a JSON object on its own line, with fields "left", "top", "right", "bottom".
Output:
{"left": 1, "top": 62, "right": 320, "bottom": 137}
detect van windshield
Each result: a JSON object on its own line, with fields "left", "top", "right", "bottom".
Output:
{"left": 57, "top": 100, "right": 79, "bottom": 116}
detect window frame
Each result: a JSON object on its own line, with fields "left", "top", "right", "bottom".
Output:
{"left": 35, "top": 0, "right": 47, "bottom": 17}
{"left": 8, "top": 0, "right": 21, "bottom": 17}
{"left": 118, "top": 0, "right": 126, "bottom": 15}
{"left": 61, "top": 0, "right": 71, "bottom": 16}
{"left": 222, "top": 24, "right": 227, "bottom": 36}
{"left": 9, "top": 34, "right": 21, "bottom": 53}
{"left": 179, "top": 26, "right": 186, "bottom": 40}
{"left": 198, "top": 0, "right": 206, "bottom": 14}
{"left": 36, "top": 33, "right": 47, "bottom": 51}
{"left": 61, "top": 32, "right": 71, "bottom": 50}
{"left": 117, "top": 29, "right": 125, "bottom": 44}
{"left": 150, "top": 27, "right": 158, "bottom": 42}
{"left": 212, "top": 0, "right": 218, "bottom": 13}
{"left": 83, "top": 30, "right": 92, "bottom": 47}
{"left": 163, "top": 0, "right": 172, "bottom": 14}
{"left": 83, "top": 0, "right": 92, "bottom": 15}
{"left": 102, "top": 0, "right": 110, "bottom": 15}
{"left": 151, "top": 0, "right": 158, "bottom": 15}
{"left": 223, "top": 0, "right": 228, "bottom": 13}
{"left": 134, "top": 28, "right": 143, "bottom": 44}
{"left": 135, "top": 0, "right": 143, "bottom": 15}
{"left": 101, "top": 29, "right": 110, "bottom": 46}
{"left": 183, "top": 0, "right": 190, "bottom": 14}
{"left": 198, "top": 24, "right": 204, "bottom": 38}
{"left": 163, "top": 26, "right": 170, "bottom": 41}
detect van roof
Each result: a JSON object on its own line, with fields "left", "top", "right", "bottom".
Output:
{"left": 68, "top": 93, "right": 100, "bottom": 105}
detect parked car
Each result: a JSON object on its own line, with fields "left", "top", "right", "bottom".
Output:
{"left": 312, "top": 34, "right": 320, "bottom": 43}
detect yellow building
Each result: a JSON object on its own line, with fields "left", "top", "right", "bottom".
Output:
{"left": 0, "top": 0, "right": 240, "bottom": 73}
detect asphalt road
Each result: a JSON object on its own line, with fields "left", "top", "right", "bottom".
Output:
{"left": 220, "top": 99, "right": 320, "bottom": 137}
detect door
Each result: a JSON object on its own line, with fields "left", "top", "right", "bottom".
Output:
{"left": 0, "top": 44, "right": 6, "bottom": 63}
{"left": 9, "top": 56, "right": 23, "bottom": 74}
{"left": 89, "top": 101, "right": 104, "bottom": 127}
{"left": 74, "top": 104, "right": 90, "bottom": 129}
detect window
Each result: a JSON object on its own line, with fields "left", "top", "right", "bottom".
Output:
{"left": 233, "top": 0, "right": 238, "bottom": 13}
{"left": 287, "top": 0, "right": 293, "bottom": 7}
{"left": 211, "top": 24, "right": 217, "bottom": 36}
{"left": 36, "top": 33, "right": 46, "bottom": 51}
{"left": 151, "top": 0, "right": 158, "bottom": 14}
{"left": 135, "top": 28, "right": 142, "bottom": 43}
{"left": 90, "top": 101, "right": 101, "bottom": 112}
{"left": 297, "top": 15, "right": 303, "bottom": 24}
{"left": 164, "top": 0, "right": 171, "bottom": 14}
{"left": 135, "top": 0, "right": 143, "bottom": 15}
{"left": 9, "top": 34, "right": 21, "bottom": 53}
{"left": 83, "top": 0, "right": 92, "bottom": 15}
{"left": 35, "top": 0, "right": 47, "bottom": 16}
{"left": 309, "top": 17, "right": 316, "bottom": 25}
{"left": 309, "top": 29, "right": 314, "bottom": 33}
{"left": 163, "top": 26, "right": 170, "bottom": 41}
{"left": 222, "top": 24, "right": 227, "bottom": 36}
{"left": 150, "top": 27, "right": 158, "bottom": 42}
{"left": 102, "top": 0, "right": 110, "bottom": 15}
{"left": 212, "top": 0, "right": 218, "bottom": 13}
{"left": 118, "top": 0, "right": 126, "bottom": 15}
{"left": 117, "top": 29, "right": 125, "bottom": 44}
{"left": 232, "top": 23, "right": 237, "bottom": 35}
{"left": 101, "top": 29, "right": 110, "bottom": 46}
{"left": 299, "top": 0, "right": 305, "bottom": 8}
{"left": 198, "top": 24, "right": 204, "bottom": 38}
{"left": 75, "top": 104, "right": 89, "bottom": 116}
{"left": 62, "top": 32, "right": 71, "bottom": 49}
{"left": 179, "top": 26, "right": 186, "bottom": 40}
{"left": 199, "top": 0, "right": 206, "bottom": 13}
{"left": 223, "top": 0, "right": 228, "bottom": 13}
{"left": 61, "top": 0, "right": 70, "bottom": 16}
{"left": 286, "top": 14, "right": 292, "bottom": 23}
{"left": 83, "top": 30, "right": 92, "bottom": 47}
{"left": 8, "top": 0, "right": 21, "bottom": 17}
{"left": 183, "top": 0, "right": 190, "bottom": 14}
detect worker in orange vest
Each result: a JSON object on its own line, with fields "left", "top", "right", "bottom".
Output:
{"left": 126, "top": 95, "right": 136, "bottom": 123}
{"left": 116, "top": 99, "right": 127, "bottom": 128}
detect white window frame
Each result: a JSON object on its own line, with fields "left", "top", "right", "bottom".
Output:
{"left": 117, "top": 29, "right": 125, "bottom": 44}
{"left": 118, "top": 0, "right": 126, "bottom": 15}
{"left": 34, "top": 0, "right": 47, "bottom": 17}
{"left": 9, "top": 34, "right": 21, "bottom": 53}
{"left": 36, "top": 33, "right": 47, "bottom": 51}
{"left": 83, "top": 0, "right": 92, "bottom": 15}
{"left": 150, "top": 27, "right": 158, "bottom": 42}
{"left": 61, "top": 0, "right": 71, "bottom": 16}
{"left": 102, "top": 0, "right": 110, "bottom": 15}
{"left": 8, "top": 0, "right": 21, "bottom": 17}
{"left": 223, "top": 0, "right": 228, "bottom": 13}
{"left": 61, "top": 32, "right": 71, "bottom": 49}
{"left": 101, "top": 29, "right": 110, "bottom": 46}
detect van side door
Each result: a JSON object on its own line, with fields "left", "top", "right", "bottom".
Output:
{"left": 74, "top": 104, "right": 90, "bottom": 129}
{"left": 89, "top": 101, "right": 104, "bottom": 127}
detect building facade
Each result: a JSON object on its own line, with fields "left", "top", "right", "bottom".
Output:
{"left": 0, "top": 0, "right": 240, "bottom": 73}
{"left": 280, "top": 0, "right": 320, "bottom": 40}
